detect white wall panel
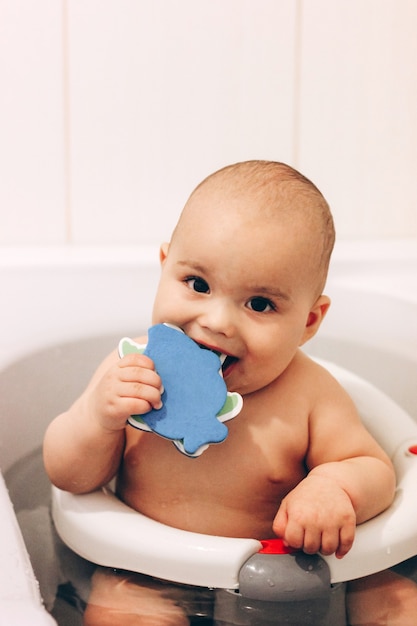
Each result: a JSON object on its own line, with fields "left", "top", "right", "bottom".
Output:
{"left": 0, "top": 0, "right": 66, "bottom": 245}
{"left": 68, "top": 0, "right": 297, "bottom": 245}
{"left": 1, "top": 1, "right": 415, "bottom": 248}
{"left": 297, "top": 0, "right": 417, "bottom": 239}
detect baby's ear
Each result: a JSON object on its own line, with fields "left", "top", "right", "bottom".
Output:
{"left": 159, "top": 242, "right": 170, "bottom": 264}
{"left": 300, "top": 295, "right": 331, "bottom": 345}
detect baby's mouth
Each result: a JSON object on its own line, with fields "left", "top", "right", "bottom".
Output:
{"left": 221, "top": 354, "right": 238, "bottom": 376}
{"left": 197, "top": 344, "right": 238, "bottom": 376}
{"left": 164, "top": 324, "right": 238, "bottom": 375}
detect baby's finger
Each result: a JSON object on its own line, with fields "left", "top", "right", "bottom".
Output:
{"left": 316, "top": 528, "right": 341, "bottom": 556}
{"left": 119, "top": 353, "right": 156, "bottom": 369}
{"left": 281, "top": 518, "right": 306, "bottom": 552}
{"left": 121, "top": 381, "right": 163, "bottom": 411}
{"left": 119, "top": 364, "right": 162, "bottom": 389}
{"left": 272, "top": 503, "right": 288, "bottom": 539}
{"left": 300, "top": 526, "right": 323, "bottom": 555}
{"left": 335, "top": 524, "right": 355, "bottom": 559}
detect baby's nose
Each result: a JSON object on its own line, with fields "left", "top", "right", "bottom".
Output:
{"left": 199, "top": 300, "right": 235, "bottom": 337}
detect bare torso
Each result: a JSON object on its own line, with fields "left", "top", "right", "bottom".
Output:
{"left": 117, "top": 353, "right": 312, "bottom": 540}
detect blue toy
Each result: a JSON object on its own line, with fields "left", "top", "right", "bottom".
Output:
{"left": 118, "top": 324, "right": 243, "bottom": 457}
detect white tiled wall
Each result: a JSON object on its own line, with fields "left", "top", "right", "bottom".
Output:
{"left": 298, "top": 0, "right": 417, "bottom": 239}
{"left": 1, "top": 0, "right": 416, "bottom": 246}
{"left": 0, "top": 0, "right": 66, "bottom": 245}
{"left": 67, "top": 0, "right": 296, "bottom": 244}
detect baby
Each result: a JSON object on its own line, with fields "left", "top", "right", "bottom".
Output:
{"left": 44, "top": 161, "right": 406, "bottom": 625}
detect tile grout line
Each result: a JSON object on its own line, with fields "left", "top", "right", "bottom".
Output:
{"left": 62, "top": 0, "right": 72, "bottom": 244}
{"left": 292, "top": 0, "right": 303, "bottom": 170}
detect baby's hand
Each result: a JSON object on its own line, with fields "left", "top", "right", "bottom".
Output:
{"left": 89, "top": 353, "right": 163, "bottom": 432}
{"left": 272, "top": 474, "right": 356, "bottom": 559}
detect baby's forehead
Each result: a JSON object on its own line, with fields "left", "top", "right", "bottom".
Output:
{"left": 174, "top": 165, "right": 329, "bottom": 255}
{"left": 173, "top": 162, "right": 333, "bottom": 295}
{"left": 180, "top": 192, "right": 318, "bottom": 247}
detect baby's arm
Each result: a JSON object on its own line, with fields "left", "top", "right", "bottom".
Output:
{"left": 43, "top": 343, "right": 162, "bottom": 494}
{"left": 273, "top": 366, "right": 396, "bottom": 559}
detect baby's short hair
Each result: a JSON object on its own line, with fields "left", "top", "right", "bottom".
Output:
{"left": 190, "top": 160, "right": 335, "bottom": 295}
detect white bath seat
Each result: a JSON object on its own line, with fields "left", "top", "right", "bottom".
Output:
{"left": 52, "top": 361, "right": 417, "bottom": 591}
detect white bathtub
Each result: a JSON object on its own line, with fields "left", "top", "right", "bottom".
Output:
{"left": 0, "top": 240, "right": 416, "bottom": 624}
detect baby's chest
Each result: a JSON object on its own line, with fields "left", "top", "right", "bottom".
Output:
{"left": 123, "top": 394, "right": 309, "bottom": 484}
{"left": 231, "top": 393, "right": 310, "bottom": 455}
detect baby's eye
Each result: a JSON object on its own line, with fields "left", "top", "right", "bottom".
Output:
{"left": 185, "top": 277, "right": 210, "bottom": 294}
{"left": 247, "top": 297, "right": 275, "bottom": 313}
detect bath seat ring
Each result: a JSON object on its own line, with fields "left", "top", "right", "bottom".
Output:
{"left": 119, "top": 323, "right": 243, "bottom": 457}
{"left": 52, "top": 360, "right": 417, "bottom": 603}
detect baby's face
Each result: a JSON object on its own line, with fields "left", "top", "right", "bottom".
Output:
{"left": 152, "top": 185, "right": 325, "bottom": 395}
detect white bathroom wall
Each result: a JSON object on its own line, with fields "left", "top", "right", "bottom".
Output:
{"left": 298, "top": 0, "right": 417, "bottom": 239}
{"left": 0, "top": 0, "right": 416, "bottom": 247}
{"left": 67, "top": 0, "right": 297, "bottom": 244}
{"left": 0, "top": 0, "right": 66, "bottom": 245}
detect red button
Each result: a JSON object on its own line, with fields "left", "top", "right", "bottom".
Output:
{"left": 259, "top": 539, "right": 297, "bottom": 555}
{"left": 408, "top": 445, "right": 417, "bottom": 455}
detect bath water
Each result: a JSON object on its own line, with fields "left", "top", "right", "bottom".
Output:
{"left": 5, "top": 447, "right": 84, "bottom": 625}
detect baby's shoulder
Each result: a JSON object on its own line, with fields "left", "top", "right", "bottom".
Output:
{"left": 292, "top": 351, "right": 359, "bottom": 424}
{"left": 288, "top": 350, "right": 348, "bottom": 400}
{"left": 289, "top": 349, "right": 333, "bottom": 381}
